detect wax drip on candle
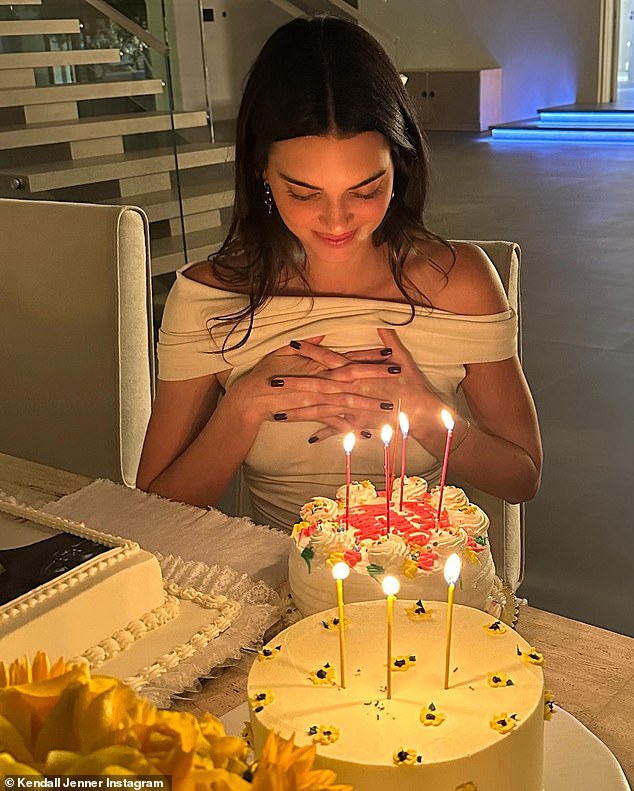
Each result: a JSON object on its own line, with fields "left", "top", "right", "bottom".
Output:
{"left": 343, "top": 432, "right": 355, "bottom": 532}
{"left": 398, "top": 412, "right": 409, "bottom": 511}
{"left": 381, "top": 424, "right": 393, "bottom": 534}
{"left": 436, "top": 409, "right": 455, "bottom": 524}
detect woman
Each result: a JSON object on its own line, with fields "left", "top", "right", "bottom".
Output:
{"left": 137, "top": 16, "right": 542, "bottom": 531}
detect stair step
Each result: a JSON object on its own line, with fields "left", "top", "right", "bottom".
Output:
{"left": 103, "top": 174, "right": 234, "bottom": 222}
{"left": 0, "top": 0, "right": 42, "bottom": 4}
{"left": 0, "top": 19, "right": 80, "bottom": 35}
{"left": 151, "top": 225, "right": 228, "bottom": 276}
{"left": 0, "top": 110, "right": 209, "bottom": 149}
{"left": 0, "top": 141, "right": 235, "bottom": 192}
{"left": 538, "top": 109, "right": 634, "bottom": 128}
{"left": 0, "top": 48, "right": 121, "bottom": 70}
{"left": 490, "top": 119, "right": 634, "bottom": 143}
{"left": 0, "top": 78, "right": 165, "bottom": 108}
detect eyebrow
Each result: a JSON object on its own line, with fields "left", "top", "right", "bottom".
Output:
{"left": 279, "top": 169, "right": 387, "bottom": 191}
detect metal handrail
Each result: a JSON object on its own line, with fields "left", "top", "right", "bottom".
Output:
{"left": 83, "top": 0, "right": 169, "bottom": 56}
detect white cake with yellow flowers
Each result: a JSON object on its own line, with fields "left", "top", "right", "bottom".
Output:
{"left": 248, "top": 599, "right": 550, "bottom": 791}
{"left": 288, "top": 477, "right": 496, "bottom": 617}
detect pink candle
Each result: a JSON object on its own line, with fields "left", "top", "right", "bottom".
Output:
{"left": 436, "top": 409, "right": 455, "bottom": 523}
{"left": 398, "top": 412, "right": 409, "bottom": 511}
{"left": 381, "top": 424, "right": 393, "bottom": 534}
{"left": 343, "top": 433, "right": 356, "bottom": 531}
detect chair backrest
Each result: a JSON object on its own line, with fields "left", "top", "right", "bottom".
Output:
{"left": 455, "top": 240, "right": 525, "bottom": 591}
{"left": 0, "top": 198, "right": 154, "bottom": 487}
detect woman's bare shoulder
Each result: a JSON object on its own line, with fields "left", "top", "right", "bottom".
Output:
{"left": 407, "top": 240, "right": 509, "bottom": 315}
{"left": 182, "top": 256, "right": 249, "bottom": 291}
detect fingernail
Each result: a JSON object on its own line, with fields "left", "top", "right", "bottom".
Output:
{"left": 380, "top": 402, "right": 394, "bottom": 410}
{"left": 273, "top": 412, "right": 288, "bottom": 421}
{"left": 360, "top": 430, "right": 372, "bottom": 439}
{"left": 380, "top": 347, "right": 392, "bottom": 356}
{"left": 271, "top": 378, "right": 285, "bottom": 387}
{"left": 308, "top": 435, "right": 319, "bottom": 444}
{"left": 289, "top": 340, "right": 301, "bottom": 350}
{"left": 387, "top": 365, "right": 401, "bottom": 374}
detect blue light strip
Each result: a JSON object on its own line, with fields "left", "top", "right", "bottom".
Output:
{"left": 491, "top": 127, "right": 634, "bottom": 143}
{"left": 539, "top": 111, "right": 634, "bottom": 127}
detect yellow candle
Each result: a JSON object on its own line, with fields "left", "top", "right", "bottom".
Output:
{"left": 443, "top": 553, "right": 461, "bottom": 689}
{"left": 332, "top": 561, "right": 350, "bottom": 688}
{"left": 382, "top": 575, "right": 400, "bottom": 699}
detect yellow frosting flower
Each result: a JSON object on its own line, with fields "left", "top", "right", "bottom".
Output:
{"left": 249, "top": 690, "right": 275, "bottom": 713}
{"left": 406, "top": 600, "right": 433, "bottom": 621}
{"left": 292, "top": 520, "right": 311, "bottom": 538}
{"left": 252, "top": 731, "right": 351, "bottom": 790}
{"left": 321, "top": 617, "right": 350, "bottom": 631}
{"left": 484, "top": 620, "right": 507, "bottom": 635}
{"left": 257, "top": 645, "right": 282, "bottom": 662}
{"left": 392, "top": 747, "right": 423, "bottom": 766}
{"left": 309, "top": 663, "right": 336, "bottom": 686}
{"left": 487, "top": 672, "right": 514, "bottom": 688}
{"left": 544, "top": 690, "right": 557, "bottom": 720}
{"left": 490, "top": 712, "right": 519, "bottom": 734}
{"left": 391, "top": 655, "right": 417, "bottom": 672}
{"left": 420, "top": 702, "right": 445, "bottom": 727}
{"left": 308, "top": 725, "right": 340, "bottom": 746}
{"left": 517, "top": 645, "right": 544, "bottom": 665}
{"left": 455, "top": 783, "right": 478, "bottom": 791}
{"left": 326, "top": 551, "right": 346, "bottom": 568}
{"left": 402, "top": 558, "right": 419, "bottom": 579}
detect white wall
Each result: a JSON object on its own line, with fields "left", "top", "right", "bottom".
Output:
{"left": 360, "top": 0, "right": 603, "bottom": 122}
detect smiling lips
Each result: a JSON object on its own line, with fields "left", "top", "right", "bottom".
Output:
{"left": 313, "top": 230, "right": 356, "bottom": 247}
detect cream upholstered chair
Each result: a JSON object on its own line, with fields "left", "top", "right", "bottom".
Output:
{"left": 457, "top": 240, "right": 525, "bottom": 591}
{"left": 0, "top": 198, "right": 154, "bottom": 487}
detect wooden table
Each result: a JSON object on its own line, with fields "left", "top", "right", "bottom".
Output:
{"left": 1, "top": 452, "right": 632, "bottom": 786}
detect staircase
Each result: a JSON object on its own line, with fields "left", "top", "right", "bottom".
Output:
{"left": 0, "top": 0, "right": 235, "bottom": 285}
{"left": 490, "top": 104, "right": 634, "bottom": 143}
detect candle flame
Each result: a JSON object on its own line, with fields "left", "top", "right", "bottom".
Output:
{"left": 398, "top": 411, "right": 409, "bottom": 437}
{"left": 332, "top": 561, "right": 351, "bottom": 581}
{"left": 381, "top": 424, "right": 393, "bottom": 445}
{"left": 382, "top": 575, "right": 400, "bottom": 596}
{"left": 441, "top": 409, "right": 454, "bottom": 431}
{"left": 343, "top": 432, "right": 356, "bottom": 454}
{"left": 443, "top": 553, "right": 462, "bottom": 585}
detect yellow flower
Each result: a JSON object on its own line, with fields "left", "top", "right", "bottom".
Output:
{"left": 308, "top": 725, "right": 340, "bottom": 746}
{"left": 483, "top": 621, "right": 507, "bottom": 635}
{"left": 392, "top": 747, "right": 423, "bottom": 766}
{"left": 391, "top": 655, "right": 416, "bottom": 672}
{"left": 455, "top": 783, "right": 478, "bottom": 791}
{"left": 402, "top": 558, "right": 418, "bottom": 579}
{"left": 249, "top": 690, "right": 275, "bottom": 713}
{"left": 487, "top": 672, "right": 514, "bottom": 688}
{"left": 292, "top": 521, "right": 311, "bottom": 538}
{"left": 420, "top": 703, "right": 445, "bottom": 727}
{"left": 517, "top": 646, "right": 544, "bottom": 665}
{"left": 309, "top": 664, "right": 336, "bottom": 686}
{"left": 544, "top": 690, "right": 557, "bottom": 721}
{"left": 326, "top": 552, "right": 345, "bottom": 568}
{"left": 406, "top": 600, "right": 433, "bottom": 621}
{"left": 257, "top": 645, "right": 281, "bottom": 662}
{"left": 251, "top": 731, "right": 351, "bottom": 790}
{"left": 490, "top": 713, "right": 519, "bottom": 734}
{"left": 321, "top": 617, "right": 349, "bottom": 631}
{"left": 464, "top": 548, "right": 480, "bottom": 564}
{"left": 241, "top": 721, "right": 254, "bottom": 750}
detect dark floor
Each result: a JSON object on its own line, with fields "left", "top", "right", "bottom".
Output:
{"left": 424, "top": 132, "right": 634, "bottom": 638}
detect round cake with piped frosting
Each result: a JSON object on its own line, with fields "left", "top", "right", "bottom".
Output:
{"left": 288, "top": 476, "right": 496, "bottom": 617}
{"left": 248, "top": 599, "right": 547, "bottom": 791}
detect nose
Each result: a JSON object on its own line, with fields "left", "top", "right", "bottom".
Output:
{"left": 319, "top": 197, "right": 352, "bottom": 232}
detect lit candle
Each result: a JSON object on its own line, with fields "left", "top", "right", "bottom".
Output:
{"left": 343, "top": 432, "right": 356, "bottom": 531}
{"left": 443, "top": 553, "right": 461, "bottom": 689}
{"left": 332, "top": 561, "right": 350, "bottom": 688}
{"left": 381, "top": 424, "right": 393, "bottom": 534}
{"left": 436, "top": 409, "right": 455, "bottom": 523}
{"left": 398, "top": 412, "right": 409, "bottom": 511}
{"left": 390, "top": 397, "right": 402, "bottom": 483}
{"left": 382, "top": 575, "right": 400, "bottom": 699}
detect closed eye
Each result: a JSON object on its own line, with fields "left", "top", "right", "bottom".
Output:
{"left": 351, "top": 186, "right": 384, "bottom": 200}
{"left": 287, "top": 190, "right": 319, "bottom": 201}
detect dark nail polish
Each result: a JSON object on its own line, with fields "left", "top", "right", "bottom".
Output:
{"left": 360, "top": 430, "right": 372, "bottom": 439}
{"left": 308, "top": 435, "right": 319, "bottom": 444}
{"left": 271, "top": 378, "right": 285, "bottom": 387}
{"left": 380, "top": 347, "right": 392, "bottom": 356}
{"left": 289, "top": 340, "right": 301, "bottom": 350}
{"left": 387, "top": 365, "right": 401, "bottom": 374}
{"left": 273, "top": 412, "right": 288, "bottom": 421}
{"left": 380, "top": 402, "right": 394, "bottom": 410}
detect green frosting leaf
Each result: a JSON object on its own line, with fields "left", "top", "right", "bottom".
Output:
{"left": 301, "top": 545, "right": 315, "bottom": 572}
{"left": 474, "top": 535, "right": 488, "bottom": 546}
{"left": 367, "top": 563, "right": 385, "bottom": 581}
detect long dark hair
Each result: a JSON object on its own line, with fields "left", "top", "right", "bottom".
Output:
{"left": 210, "top": 15, "right": 450, "bottom": 350}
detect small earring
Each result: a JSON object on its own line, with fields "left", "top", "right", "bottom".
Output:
{"left": 263, "top": 181, "right": 273, "bottom": 215}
